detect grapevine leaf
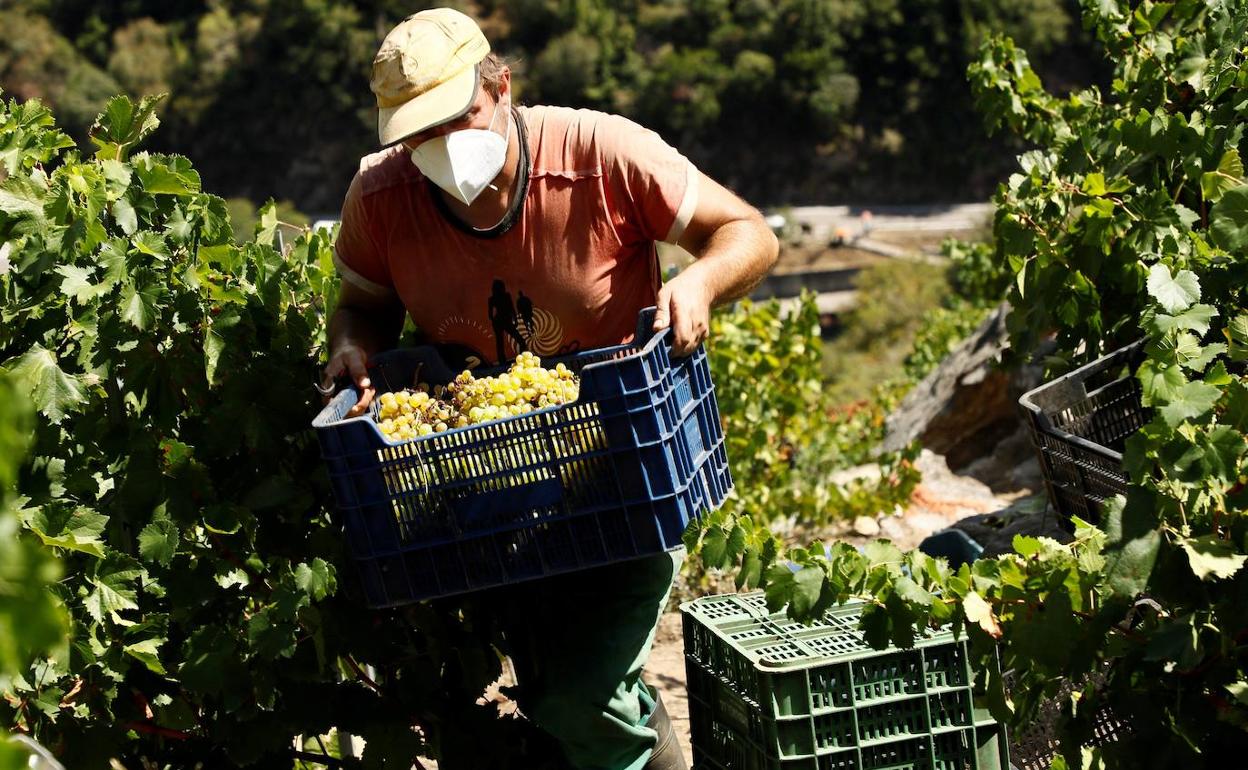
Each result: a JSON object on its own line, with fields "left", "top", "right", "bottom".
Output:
{"left": 862, "top": 540, "right": 904, "bottom": 569}
{"left": 138, "top": 520, "right": 179, "bottom": 567}
{"left": 763, "top": 564, "right": 796, "bottom": 613}
{"left": 256, "top": 202, "right": 279, "bottom": 247}
{"left": 166, "top": 206, "right": 193, "bottom": 244}
{"left": 111, "top": 196, "right": 138, "bottom": 235}
{"left": 726, "top": 524, "right": 747, "bottom": 562}
{"left": 1225, "top": 380, "right": 1248, "bottom": 431}
{"left": 56, "top": 265, "right": 105, "bottom": 304}
{"left": 1137, "top": 359, "right": 1186, "bottom": 406}
{"left": 1201, "top": 149, "right": 1243, "bottom": 203}
{"left": 124, "top": 638, "right": 167, "bottom": 675}
{"left": 1197, "top": 426, "right": 1245, "bottom": 482}
{"left": 963, "top": 591, "right": 1002, "bottom": 639}
{"left": 1227, "top": 681, "right": 1248, "bottom": 708}
{"left": 132, "top": 153, "right": 201, "bottom": 196}
{"left": 1226, "top": 313, "right": 1248, "bottom": 362}
{"left": 1081, "top": 172, "right": 1107, "bottom": 196}
{"left": 1181, "top": 342, "right": 1225, "bottom": 373}
{"left": 0, "top": 180, "right": 48, "bottom": 230}
{"left": 99, "top": 158, "right": 132, "bottom": 200}
{"left": 3, "top": 345, "right": 86, "bottom": 423}
{"left": 790, "top": 564, "right": 825, "bottom": 619}
{"left": 294, "top": 559, "right": 335, "bottom": 602}
{"left": 132, "top": 230, "right": 169, "bottom": 259}
{"left": 120, "top": 280, "right": 161, "bottom": 331}
{"left": 1143, "top": 613, "right": 1202, "bottom": 668}
{"left": 84, "top": 557, "right": 142, "bottom": 623}
{"left": 21, "top": 506, "right": 108, "bottom": 558}
{"left": 1152, "top": 304, "right": 1217, "bottom": 336}
{"left": 89, "top": 94, "right": 163, "bottom": 160}
{"left": 1210, "top": 185, "right": 1248, "bottom": 252}
{"left": 1101, "top": 492, "right": 1160, "bottom": 599}
{"left": 204, "top": 306, "right": 242, "bottom": 385}
{"left": 736, "top": 547, "right": 763, "bottom": 590}
{"left": 1146, "top": 263, "right": 1200, "bottom": 313}
{"left": 1180, "top": 535, "right": 1247, "bottom": 581}
{"left": 1158, "top": 381, "right": 1221, "bottom": 427}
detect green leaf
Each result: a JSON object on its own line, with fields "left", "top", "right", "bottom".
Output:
{"left": 132, "top": 230, "right": 169, "bottom": 258}
{"left": 204, "top": 306, "right": 243, "bottom": 385}
{"left": 1101, "top": 492, "right": 1160, "bottom": 599}
{"left": 56, "top": 264, "right": 106, "bottom": 304}
{"left": 1138, "top": 359, "right": 1186, "bottom": 405}
{"left": 22, "top": 506, "right": 108, "bottom": 558}
{"left": 3, "top": 345, "right": 87, "bottom": 423}
{"left": 256, "top": 201, "right": 279, "bottom": 247}
{"left": 124, "top": 637, "right": 167, "bottom": 675}
{"left": 963, "top": 591, "right": 1001, "bottom": 638}
{"left": 790, "top": 564, "right": 824, "bottom": 619}
{"left": 1197, "top": 426, "right": 1245, "bottom": 482}
{"left": 701, "top": 527, "right": 728, "bottom": 569}
{"left": 84, "top": 557, "right": 142, "bottom": 623}
{"left": 1081, "top": 172, "right": 1107, "bottom": 196}
{"left": 294, "top": 559, "right": 335, "bottom": 602}
{"left": 1201, "top": 149, "right": 1243, "bottom": 203}
{"left": 736, "top": 547, "right": 763, "bottom": 590}
{"left": 1144, "top": 613, "right": 1202, "bottom": 668}
{"left": 862, "top": 540, "right": 904, "bottom": 569}
{"left": 1226, "top": 313, "right": 1248, "bottom": 362}
{"left": 1158, "top": 381, "right": 1221, "bottom": 426}
{"left": 1152, "top": 304, "right": 1217, "bottom": 336}
{"left": 1210, "top": 185, "right": 1248, "bottom": 252}
{"left": 99, "top": 158, "right": 132, "bottom": 200}
{"left": 120, "top": 280, "right": 161, "bottom": 331}
{"left": 138, "top": 520, "right": 179, "bottom": 568}
{"left": 111, "top": 196, "right": 138, "bottom": 235}
{"left": 132, "top": 153, "right": 201, "bottom": 196}
{"left": 1180, "top": 535, "right": 1247, "bottom": 581}
{"left": 1146, "top": 263, "right": 1200, "bottom": 313}
{"left": 89, "top": 94, "right": 164, "bottom": 160}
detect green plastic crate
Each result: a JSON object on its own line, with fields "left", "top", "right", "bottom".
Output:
{"left": 682, "top": 592, "right": 1009, "bottom": 770}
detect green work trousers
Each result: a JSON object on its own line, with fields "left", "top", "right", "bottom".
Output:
{"left": 483, "top": 547, "right": 684, "bottom": 770}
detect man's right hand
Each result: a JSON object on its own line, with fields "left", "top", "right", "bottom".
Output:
{"left": 322, "top": 342, "right": 375, "bottom": 417}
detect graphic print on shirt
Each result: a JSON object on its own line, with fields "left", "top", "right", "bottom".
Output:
{"left": 434, "top": 315, "right": 492, "bottom": 370}
{"left": 487, "top": 279, "right": 578, "bottom": 362}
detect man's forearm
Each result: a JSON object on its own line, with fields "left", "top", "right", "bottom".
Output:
{"left": 681, "top": 217, "right": 779, "bottom": 306}
{"left": 328, "top": 304, "right": 404, "bottom": 358}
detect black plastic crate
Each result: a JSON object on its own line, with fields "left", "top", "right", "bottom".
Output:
{"left": 1018, "top": 341, "right": 1149, "bottom": 527}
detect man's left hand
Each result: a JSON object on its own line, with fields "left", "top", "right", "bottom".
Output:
{"left": 653, "top": 273, "right": 711, "bottom": 356}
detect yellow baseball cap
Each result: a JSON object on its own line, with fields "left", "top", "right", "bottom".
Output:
{"left": 370, "top": 8, "right": 490, "bottom": 147}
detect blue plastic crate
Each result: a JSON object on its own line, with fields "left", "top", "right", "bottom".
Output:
{"left": 313, "top": 308, "right": 732, "bottom": 606}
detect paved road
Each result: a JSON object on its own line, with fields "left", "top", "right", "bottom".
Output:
{"left": 780, "top": 203, "right": 992, "bottom": 243}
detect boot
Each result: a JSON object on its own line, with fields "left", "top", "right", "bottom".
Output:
{"left": 644, "top": 688, "right": 689, "bottom": 770}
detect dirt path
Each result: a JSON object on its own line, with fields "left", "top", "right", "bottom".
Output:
{"left": 643, "top": 613, "right": 694, "bottom": 766}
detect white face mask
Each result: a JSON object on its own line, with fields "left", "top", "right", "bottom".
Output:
{"left": 410, "top": 94, "right": 511, "bottom": 206}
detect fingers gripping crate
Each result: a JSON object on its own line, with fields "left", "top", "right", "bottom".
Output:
{"left": 1018, "top": 341, "right": 1149, "bottom": 528}
{"left": 681, "top": 593, "right": 1008, "bottom": 770}
{"left": 313, "top": 308, "right": 732, "bottom": 607}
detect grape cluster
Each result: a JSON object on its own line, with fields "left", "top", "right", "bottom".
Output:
{"left": 375, "top": 352, "right": 579, "bottom": 442}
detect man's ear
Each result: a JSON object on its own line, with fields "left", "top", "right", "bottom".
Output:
{"left": 498, "top": 67, "right": 512, "bottom": 99}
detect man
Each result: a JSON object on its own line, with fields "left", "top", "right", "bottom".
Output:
{"left": 323, "top": 9, "right": 777, "bottom": 769}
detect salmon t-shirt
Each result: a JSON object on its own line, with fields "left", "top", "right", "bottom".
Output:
{"left": 333, "top": 105, "right": 699, "bottom": 368}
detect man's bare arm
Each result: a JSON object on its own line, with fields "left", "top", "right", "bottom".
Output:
{"left": 653, "top": 171, "right": 779, "bottom": 355}
{"left": 323, "top": 281, "right": 406, "bottom": 417}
